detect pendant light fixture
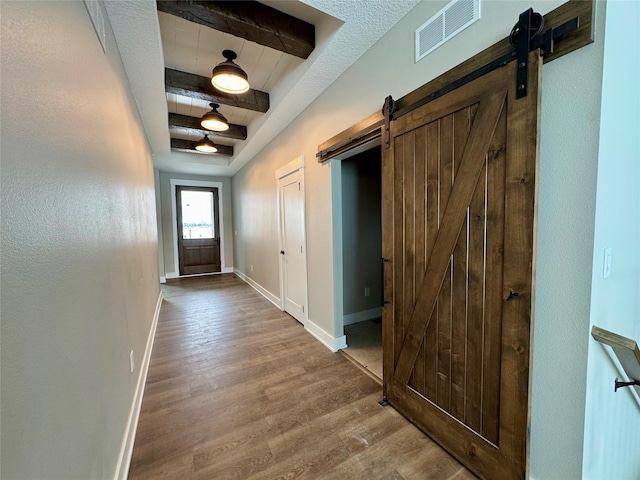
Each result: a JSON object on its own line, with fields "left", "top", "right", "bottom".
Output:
{"left": 195, "top": 134, "right": 217, "bottom": 153}
{"left": 211, "top": 50, "right": 249, "bottom": 94}
{"left": 200, "top": 103, "right": 229, "bottom": 132}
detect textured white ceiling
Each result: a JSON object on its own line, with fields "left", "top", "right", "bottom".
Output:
{"left": 105, "top": 0, "right": 420, "bottom": 177}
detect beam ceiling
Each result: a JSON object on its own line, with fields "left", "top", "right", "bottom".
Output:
{"left": 156, "top": 0, "right": 315, "bottom": 59}
{"left": 165, "top": 68, "right": 269, "bottom": 113}
{"left": 169, "top": 113, "right": 247, "bottom": 140}
{"left": 170, "top": 138, "right": 234, "bottom": 156}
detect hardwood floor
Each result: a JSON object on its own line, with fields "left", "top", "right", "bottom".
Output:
{"left": 128, "top": 274, "right": 477, "bottom": 480}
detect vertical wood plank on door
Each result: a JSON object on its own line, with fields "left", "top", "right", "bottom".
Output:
{"left": 482, "top": 103, "right": 507, "bottom": 445}
{"left": 411, "top": 126, "right": 427, "bottom": 394}
{"left": 393, "top": 137, "right": 405, "bottom": 365}
{"left": 450, "top": 107, "right": 471, "bottom": 421}
{"left": 437, "top": 114, "right": 454, "bottom": 411}
{"left": 498, "top": 52, "right": 542, "bottom": 475}
{"left": 464, "top": 102, "right": 484, "bottom": 432}
{"left": 403, "top": 131, "right": 416, "bottom": 385}
{"left": 424, "top": 120, "right": 440, "bottom": 403}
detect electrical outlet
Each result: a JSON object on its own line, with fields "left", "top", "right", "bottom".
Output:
{"left": 129, "top": 350, "right": 134, "bottom": 373}
{"left": 364, "top": 287, "right": 371, "bottom": 297}
{"left": 250, "top": 264, "right": 254, "bottom": 272}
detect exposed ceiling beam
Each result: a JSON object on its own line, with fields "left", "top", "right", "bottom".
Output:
{"left": 170, "top": 138, "right": 234, "bottom": 156}
{"left": 165, "top": 68, "right": 269, "bottom": 113}
{"left": 156, "top": 0, "right": 315, "bottom": 59}
{"left": 169, "top": 113, "right": 247, "bottom": 140}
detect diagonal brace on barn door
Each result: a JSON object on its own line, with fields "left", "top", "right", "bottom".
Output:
{"left": 393, "top": 91, "right": 507, "bottom": 384}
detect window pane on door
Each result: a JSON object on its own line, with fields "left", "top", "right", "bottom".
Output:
{"left": 181, "top": 190, "right": 214, "bottom": 239}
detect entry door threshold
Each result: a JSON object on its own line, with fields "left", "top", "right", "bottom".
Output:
{"left": 339, "top": 349, "right": 382, "bottom": 386}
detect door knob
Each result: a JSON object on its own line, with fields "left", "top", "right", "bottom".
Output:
{"left": 280, "top": 250, "right": 285, "bottom": 255}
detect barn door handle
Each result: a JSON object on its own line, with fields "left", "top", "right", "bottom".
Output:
{"left": 280, "top": 250, "right": 285, "bottom": 255}
{"left": 382, "top": 257, "right": 390, "bottom": 306}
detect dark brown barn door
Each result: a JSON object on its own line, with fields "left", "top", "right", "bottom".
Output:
{"left": 382, "top": 52, "right": 541, "bottom": 480}
{"left": 176, "top": 186, "right": 221, "bottom": 275}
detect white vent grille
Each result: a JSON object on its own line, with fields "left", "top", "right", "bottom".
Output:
{"left": 415, "top": 0, "right": 480, "bottom": 62}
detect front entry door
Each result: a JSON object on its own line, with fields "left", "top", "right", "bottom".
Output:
{"left": 382, "top": 52, "right": 541, "bottom": 480}
{"left": 176, "top": 186, "right": 221, "bottom": 275}
{"left": 279, "top": 170, "right": 306, "bottom": 324}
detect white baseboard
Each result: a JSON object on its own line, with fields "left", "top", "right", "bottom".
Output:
{"left": 305, "top": 318, "right": 348, "bottom": 352}
{"left": 166, "top": 269, "right": 234, "bottom": 279}
{"left": 114, "top": 291, "right": 163, "bottom": 480}
{"left": 159, "top": 276, "right": 166, "bottom": 284}
{"left": 343, "top": 306, "right": 383, "bottom": 326}
{"left": 234, "top": 269, "right": 282, "bottom": 309}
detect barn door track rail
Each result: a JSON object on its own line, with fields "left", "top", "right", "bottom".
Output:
{"left": 382, "top": 8, "right": 579, "bottom": 148}
{"left": 317, "top": 1, "right": 594, "bottom": 163}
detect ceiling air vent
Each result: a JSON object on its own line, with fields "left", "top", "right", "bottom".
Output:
{"left": 415, "top": 0, "right": 480, "bottom": 62}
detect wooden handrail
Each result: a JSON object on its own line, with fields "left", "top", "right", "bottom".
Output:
{"left": 591, "top": 326, "right": 640, "bottom": 394}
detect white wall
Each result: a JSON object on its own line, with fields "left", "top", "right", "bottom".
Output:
{"left": 231, "top": 0, "right": 614, "bottom": 476}
{"left": 158, "top": 172, "right": 233, "bottom": 276}
{"left": 581, "top": 1, "right": 640, "bottom": 478}
{"left": 0, "top": 1, "right": 160, "bottom": 478}
{"left": 528, "top": 1, "right": 607, "bottom": 477}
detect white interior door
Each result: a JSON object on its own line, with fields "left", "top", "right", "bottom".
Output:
{"left": 279, "top": 170, "right": 306, "bottom": 324}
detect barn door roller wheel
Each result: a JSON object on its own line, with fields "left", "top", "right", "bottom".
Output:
{"left": 510, "top": 8, "right": 545, "bottom": 99}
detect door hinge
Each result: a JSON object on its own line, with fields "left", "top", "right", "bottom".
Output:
{"left": 302, "top": 305, "right": 305, "bottom": 313}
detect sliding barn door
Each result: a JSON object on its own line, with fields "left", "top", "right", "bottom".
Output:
{"left": 382, "top": 52, "right": 541, "bottom": 480}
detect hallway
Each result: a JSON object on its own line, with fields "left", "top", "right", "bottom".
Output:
{"left": 128, "top": 275, "right": 475, "bottom": 479}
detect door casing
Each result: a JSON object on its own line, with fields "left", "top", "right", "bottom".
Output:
{"left": 169, "top": 179, "right": 227, "bottom": 277}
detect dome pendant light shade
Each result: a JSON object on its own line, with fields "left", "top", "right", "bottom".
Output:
{"left": 201, "top": 103, "right": 229, "bottom": 132}
{"left": 195, "top": 134, "right": 218, "bottom": 153}
{"left": 211, "top": 50, "right": 250, "bottom": 94}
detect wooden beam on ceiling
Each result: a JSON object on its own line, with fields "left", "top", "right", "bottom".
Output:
{"left": 157, "top": 0, "right": 315, "bottom": 59}
{"left": 169, "top": 113, "right": 247, "bottom": 140}
{"left": 165, "top": 68, "right": 269, "bottom": 113}
{"left": 170, "top": 138, "right": 234, "bottom": 156}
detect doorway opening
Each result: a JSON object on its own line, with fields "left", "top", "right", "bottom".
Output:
{"left": 169, "top": 179, "right": 227, "bottom": 278}
{"left": 333, "top": 140, "right": 383, "bottom": 380}
{"left": 176, "top": 186, "right": 221, "bottom": 275}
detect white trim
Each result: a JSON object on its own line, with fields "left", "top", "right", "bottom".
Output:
{"left": 330, "top": 159, "right": 345, "bottom": 337}
{"left": 305, "top": 318, "right": 348, "bottom": 352}
{"left": 275, "top": 155, "right": 305, "bottom": 180}
{"left": 170, "top": 179, "right": 226, "bottom": 276}
{"left": 276, "top": 156, "right": 309, "bottom": 325}
{"left": 234, "top": 269, "right": 282, "bottom": 309}
{"left": 343, "top": 307, "right": 383, "bottom": 326}
{"left": 165, "top": 270, "right": 231, "bottom": 279}
{"left": 114, "top": 291, "right": 162, "bottom": 480}
{"left": 159, "top": 276, "right": 166, "bottom": 284}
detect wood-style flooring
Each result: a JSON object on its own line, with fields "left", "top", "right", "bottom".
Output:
{"left": 128, "top": 274, "right": 477, "bottom": 480}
